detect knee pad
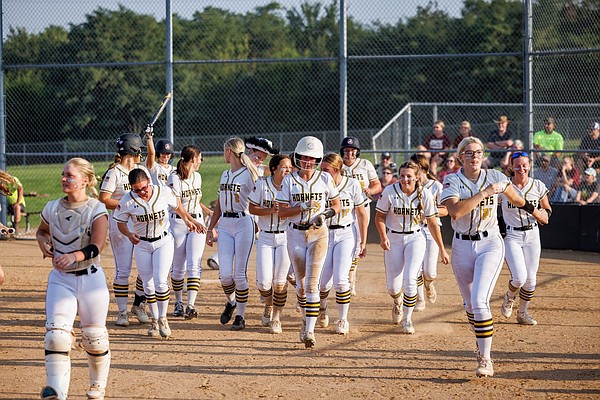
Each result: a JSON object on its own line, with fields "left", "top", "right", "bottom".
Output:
{"left": 44, "top": 330, "right": 72, "bottom": 354}
{"left": 272, "top": 283, "right": 287, "bottom": 293}
{"left": 81, "top": 327, "right": 109, "bottom": 356}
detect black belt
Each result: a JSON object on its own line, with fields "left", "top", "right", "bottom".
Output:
{"left": 507, "top": 224, "right": 537, "bottom": 231}
{"left": 222, "top": 212, "right": 246, "bottom": 218}
{"left": 173, "top": 213, "right": 198, "bottom": 219}
{"left": 139, "top": 231, "right": 168, "bottom": 242}
{"left": 264, "top": 230, "right": 285, "bottom": 234}
{"left": 329, "top": 224, "right": 351, "bottom": 230}
{"left": 389, "top": 229, "right": 420, "bottom": 234}
{"left": 292, "top": 224, "right": 311, "bottom": 231}
{"left": 67, "top": 265, "right": 98, "bottom": 276}
{"left": 455, "top": 231, "right": 489, "bottom": 241}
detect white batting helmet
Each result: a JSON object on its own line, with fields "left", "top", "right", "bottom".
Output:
{"left": 294, "top": 136, "right": 324, "bottom": 170}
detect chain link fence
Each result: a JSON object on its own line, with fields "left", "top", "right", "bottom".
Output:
{"left": 1, "top": 0, "right": 599, "bottom": 231}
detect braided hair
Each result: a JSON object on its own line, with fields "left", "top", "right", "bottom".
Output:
{"left": 398, "top": 160, "right": 424, "bottom": 219}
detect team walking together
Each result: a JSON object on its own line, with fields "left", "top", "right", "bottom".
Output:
{"left": 29, "top": 132, "right": 554, "bottom": 399}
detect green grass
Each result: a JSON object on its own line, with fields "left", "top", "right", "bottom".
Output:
{"left": 6, "top": 155, "right": 228, "bottom": 231}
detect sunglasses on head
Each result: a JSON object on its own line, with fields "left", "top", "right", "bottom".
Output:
{"left": 511, "top": 151, "right": 529, "bottom": 159}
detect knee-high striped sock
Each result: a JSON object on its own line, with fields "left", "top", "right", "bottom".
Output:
{"left": 319, "top": 289, "right": 330, "bottom": 311}
{"left": 474, "top": 317, "right": 493, "bottom": 359}
{"left": 171, "top": 277, "right": 184, "bottom": 303}
{"left": 113, "top": 282, "right": 129, "bottom": 312}
{"left": 507, "top": 281, "right": 519, "bottom": 298}
{"left": 259, "top": 288, "right": 273, "bottom": 306}
{"left": 146, "top": 293, "right": 158, "bottom": 318}
{"left": 305, "top": 295, "right": 320, "bottom": 333}
{"left": 402, "top": 292, "right": 417, "bottom": 321}
{"left": 272, "top": 288, "right": 287, "bottom": 320}
{"left": 518, "top": 287, "right": 535, "bottom": 313}
{"left": 235, "top": 287, "right": 249, "bottom": 317}
{"left": 155, "top": 289, "right": 170, "bottom": 318}
{"left": 187, "top": 277, "right": 200, "bottom": 306}
{"left": 222, "top": 282, "right": 236, "bottom": 304}
{"left": 336, "top": 289, "right": 351, "bottom": 321}
{"left": 135, "top": 276, "right": 145, "bottom": 297}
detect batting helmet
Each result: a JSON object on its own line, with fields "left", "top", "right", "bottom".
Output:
{"left": 340, "top": 136, "right": 360, "bottom": 157}
{"left": 294, "top": 136, "right": 323, "bottom": 169}
{"left": 155, "top": 139, "right": 174, "bottom": 155}
{"left": 116, "top": 133, "right": 145, "bottom": 157}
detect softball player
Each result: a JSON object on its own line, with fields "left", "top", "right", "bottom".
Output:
{"left": 0, "top": 171, "right": 18, "bottom": 290}
{"left": 113, "top": 169, "right": 201, "bottom": 339}
{"left": 277, "top": 136, "right": 341, "bottom": 348}
{"left": 249, "top": 154, "right": 293, "bottom": 334}
{"left": 375, "top": 161, "right": 449, "bottom": 335}
{"left": 441, "top": 137, "right": 548, "bottom": 378}
{"left": 499, "top": 151, "right": 550, "bottom": 326}
{"left": 145, "top": 130, "right": 175, "bottom": 187}
{"left": 206, "top": 137, "right": 259, "bottom": 331}
{"left": 318, "top": 153, "right": 368, "bottom": 335}
{"left": 168, "top": 145, "right": 210, "bottom": 319}
{"left": 99, "top": 133, "right": 151, "bottom": 327}
{"left": 410, "top": 154, "right": 449, "bottom": 311}
{"left": 245, "top": 136, "right": 278, "bottom": 177}
{"left": 340, "top": 137, "right": 381, "bottom": 296}
{"left": 37, "top": 158, "right": 110, "bottom": 400}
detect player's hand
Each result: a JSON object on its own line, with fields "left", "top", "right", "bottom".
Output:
{"left": 39, "top": 240, "right": 54, "bottom": 259}
{"left": 53, "top": 253, "right": 78, "bottom": 270}
{"left": 358, "top": 242, "right": 367, "bottom": 258}
{"left": 206, "top": 230, "right": 215, "bottom": 247}
{"left": 144, "top": 125, "right": 154, "bottom": 139}
{"left": 300, "top": 200, "right": 319, "bottom": 212}
{"left": 271, "top": 201, "right": 279, "bottom": 214}
{"left": 127, "top": 232, "right": 140, "bottom": 245}
{"left": 440, "top": 248, "right": 450, "bottom": 265}
{"left": 379, "top": 237, "right": 391, "bottom": 251}
{"left": 482, "top": 183, "right": 500, "bottom": 197}
{"left": 309, "top": 213, "right": 326, "bottom": 228}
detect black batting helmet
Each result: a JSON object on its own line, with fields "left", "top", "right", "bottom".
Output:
{"left": 155, "top": 139, "right": 174, "bottom": 155}
{"left": 116, "top": 133, "right": 145, "bottom": 157}
{"left": 339, "top": 136, "right": 360, "bottom": 157}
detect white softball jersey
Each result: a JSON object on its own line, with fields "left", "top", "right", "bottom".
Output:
{"left": 249, "top": 176, "right": 288, "bottom": 232}
{"left": 112, "top": 185, "right": 178, "bottom": 239}
{"left": 277, "top": 170, "right": 340, "bottom": 225}
{"left": 500, "top": 178, "right": 548, "bottom": 228}
{"left": 327, "top": 176, "right": 367, "bottom": 227}
{"left": 149, "top": 162, "right": 175, "bottom": 187}
{"left": 168, "top": 170, "right": 204, "bottom": 218}
{"left": 424, "top": 178, "right": 443, "bottom": 226}
{"left": 100, "top": 164, "right": 151, "bottom": 202}
{"left": 440, "top": 168, "right": 510, "bottom": 235}
{"left": 376, "top": 183, "right": 438, "bottom": 232}
{"left": 342, "top": 158, "right": 378, "bottom": 194}
{"left": 218, "top": 167, "right": 255, "bottom": 214}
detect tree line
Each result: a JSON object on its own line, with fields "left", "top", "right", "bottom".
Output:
{"left": 4, "top": 0, "right": 598, "bottom": 144}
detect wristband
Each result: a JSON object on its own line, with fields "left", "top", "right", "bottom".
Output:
{"left": 80, "top": 244, "right": 99, "bottom": 260}
{"left": 517, "top": 200, "right": 535, "bottom": 214}
{"left": 545, "top": 208, "right": 552, "bottom": 218}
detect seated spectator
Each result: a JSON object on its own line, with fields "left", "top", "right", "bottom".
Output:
{"left": 452, "top": 120, "right": 473, "bottom": 148}
{"left": 375, "top": 152, "right": 397, "bottom": 179}
{"left": 415, "top": 145, "right": 441, "bottom": 175}
{"left": 500, "top": 140, "right": 524, "bottom": 176}
{"left": 485, "top": 115, "right": 514, "bottom": 169}
{"left": 579, "top": 122, "right": 600, "bottom": 170}
{"left": 374, "top": 166, "right": 398, "bottom": 200}
{"left": 550, "top": 156, "right": 580, "bottom": 203}
{"left": 4, "top": 172, "right": 25, "bottom": 232}
{"left": 534, "top": 117, "right": 564, "bottom": 168}
{"left": 534, "top": 154, "right": 558, "bottom": 191}
{"left": 423, "top": 120, "right": 451, "bottom": 159}
{"left": 575, "top": 168, "right": 599, "bottom": 205}
{"left": 437, "top": 155, "right": 460, "bottom": 182}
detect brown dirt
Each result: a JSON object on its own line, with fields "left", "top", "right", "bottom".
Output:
{"left": 1, "top": 239, "right": 599, "bottom": 399}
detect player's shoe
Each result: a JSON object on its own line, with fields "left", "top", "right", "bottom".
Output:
{"left": 261, "top": 305, "right": 273, "bottom": 327}
{"left": 299, "top": 319, "right": 307, "bottom": 342}
{"left": 304, "top": 331, "right": 316, "bottom": 348}
{"left": 414, "top": 297, "right": 426, "bottom": 312}
{"left": 231, "top": 315, "right": 246, "bottom": 331}
{"left": 40, "top": 386, "right": 58, "bottom": 400}
{"left": 476, "top": 355, "right": 494, "bottom": 377}
{"left": 115, "top": 311, "right": 129, "bottom": 327}
{"left": 501, "top": 292, "right": 515, "bottom": 318}
{"left": 270, "top": 320, "right": 282, "bottom": 334}
{"left": 401, "top": 319, "right": 415, "bottom": 334}
{"left": 147, "top": 319, "right": 160, "bottom": 337}
{"left": 317, "top": 308, "right": 329, "bottom": 328}
{"left": 184, "top": 305, "right": 198, "bottom": 320}
{"left": 425, "top": 281, "right": 437, "bottom": 304}
{"left": 220, "top": 302, "right": 236, "bottom": 324}
{"left": 86, "top": 383, "right": 105, "bottom": 399}
{"left": 158, "top": 317, "right": 171, "bottom": 338}
{"left": 392, "top": 303, "right": 403, "bottom": 325}
{"left": 173, "top": 301, "right": 184, "bottom": 317}
{"left": 336, "top": 319, "right": 349, "bottom": 335}
{"left": 131, "top": 302, "right": 149, "bottom": 324}
{"left": 516, "top": 311, "right": 537, "bottom": 326}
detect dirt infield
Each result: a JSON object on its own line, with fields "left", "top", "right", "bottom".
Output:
{"left": 1, "top": 239, "right": 599, "bottom": 399}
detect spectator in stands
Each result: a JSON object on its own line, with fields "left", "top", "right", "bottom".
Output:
{"left": 575, "top": 168, "right": 599, "bottom": 205}
{"left": 375, "top": 152, "right": 397, "bottom": 179}
{"left": 534, "top": 154, "right": 558, "bottom": 192}
{"left": 373, "top": 166, "right": 398, "bottom": 201}
{"left": 423, "top": 120, "right": 451, "bottom": 160}
{"left": 437, "top": 155, "right": 460, "bottom": 182}
{"left": 500, "top": 140, "right": 524, "bottom": 176}
{"left": 452, "top": 120, "right": 473, "bottom": 148}
{"left": 5, "top": 172, "right": 26, "bottom": 233}
{"left": 485, "top": 115, "right": 514, "bottom": 169}
{"left": 550, "top": 155, "right": 580, "bottom": 203}
{"left": 579, "top": 122, "right": 600, "bottom": 170}
{"left": 415, "top": 145, "right": 441, "bottom": 175}
{"left": 534, "top": 117, "right": 564, "bottom": 168}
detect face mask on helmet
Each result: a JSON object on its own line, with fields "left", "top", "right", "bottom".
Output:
{"left": 117, "top": 133, "right": 146, "bottom": 157}
{"left": 294, "top": 136, "right": 323, "bottom": 171}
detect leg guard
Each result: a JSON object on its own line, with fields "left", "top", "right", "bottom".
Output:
{"left": 44, "top": 319, "right": 73, "bottom": 400}
{"left": 81, "top": 327, "right": 110, "bottom": 392}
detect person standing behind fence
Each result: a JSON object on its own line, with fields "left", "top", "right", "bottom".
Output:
{"left": 440, "top": 137, "right": 546, "bottom": 378}
{"left": 499, "top": 151, "right": 550, "bottom": 327}
{"left": 533, "top": 117, "right": 564, "bottom": 168}
{"left": 168, "top": 145, "right": 210, "bottom": 320}
{"left": 145, "top": 129, "right": 175, "bottom": 187}
{"left": 485, "top": 116, "right": 514, "bottom": 169}
{"left": 249, "top": 154, "right": 293, "bottom": 334}
{"left": 206, "top": 137, "right": 259, "bottom": 331}
{"left": 99, "top": 133, "right": 151, "bottom": 327}
{"left": 339, "top": 137, "right": 381, "bottom": 297}
{"left": 37, "top": 158, "right": 110, "bottom": 400}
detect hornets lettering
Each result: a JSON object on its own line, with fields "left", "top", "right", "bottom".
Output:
{"left": 393, "top": 207, "right": 419, "bottom": 216}
{"left": 180, "top": 188, "right": 202, "bottom": 199}
{"left": 123, "top": 183, "right": 132, "bottom": 191}
{"left": 479, "top": 196, "right": 495, "bottom": 207}
{"left": 345, "top": 172, "right": 365, "bottom": 182}
{"left": 135, "top": 210, "right": 166, "bottom": 222}
{"left": 291, "top": 192, "right": 324, "bottom": 202}
{"left": 506, "top": 198, "right": 539, "bottom": 209}
{"left": 220, "top": 183, "right": 241, "bottom": 192}
{"left": 157, "top": 173, "right": 168, "bottom": 183}
{"left": 262, "top": 199, "right": 273, "bottom": 208}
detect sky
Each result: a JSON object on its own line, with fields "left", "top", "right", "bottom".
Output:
{"left": 3, "top": 0, "right": 462, "bottom": 35}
